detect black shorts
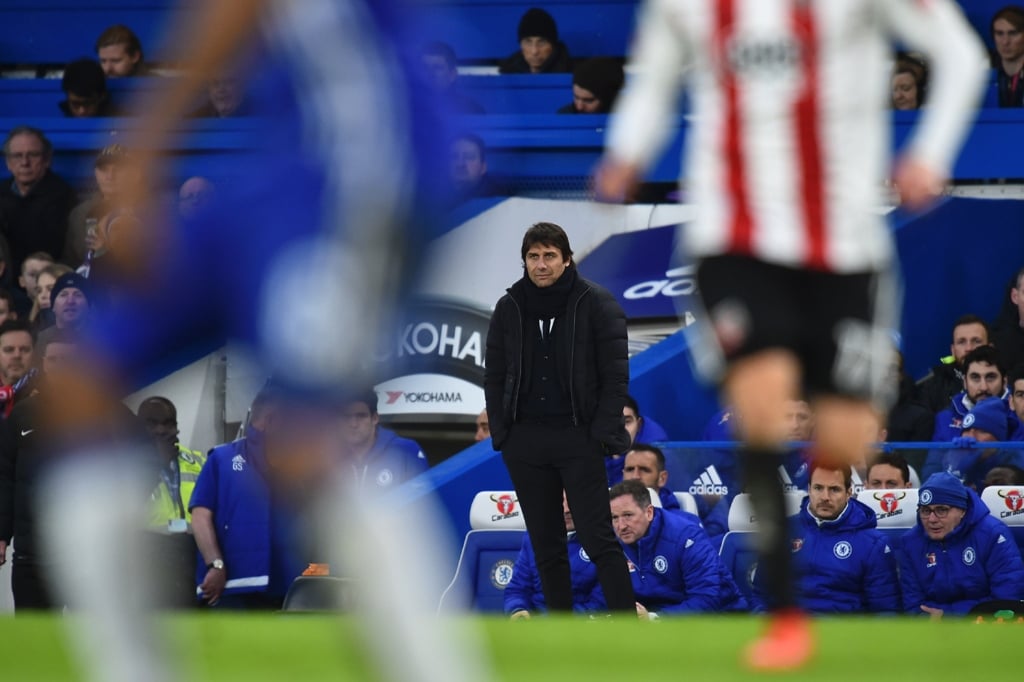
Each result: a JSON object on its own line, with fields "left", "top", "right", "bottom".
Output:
{"left": 689, "top": 254, "right": 898, "bottom": 404}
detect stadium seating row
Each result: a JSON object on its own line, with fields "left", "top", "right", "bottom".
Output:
{"left": 0, "top": 0, "right": 1005, "bottom": 66}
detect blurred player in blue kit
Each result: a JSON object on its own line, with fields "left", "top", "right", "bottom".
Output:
{"left": 35, "top": 1, "right": 493, "bottom": 681}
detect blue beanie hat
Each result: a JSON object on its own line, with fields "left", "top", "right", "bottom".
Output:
{"left": 919, "top": 472, "right": 969, "bottom": 509}
{"left": 962, "top": 397, "right": 1011, "bottom": 441}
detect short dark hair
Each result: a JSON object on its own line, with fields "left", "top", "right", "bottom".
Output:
{"left": 865, "top": 452, "right": 911, "bottom": 487}
{"left": 951, "top": 314, "right": 990, "bottom": 340}
{"left": 1009, "top": 363, "right": 1024, "bottom": 389}
{"left": 62, "top": 58, "right": 107, "bottom": 97}
{"left": 992, "top": 464, "right": 1024, "bottom": 485}
{"left": 347, "top": 389, "right": 380, "bottom": 415}
{"left": 627, "top": 443, "right": 666, "bottom": 472}
{"left": 609, "top": 478, "right": 652, "bottom": 507}
{"left": 0, "top": 290, "right": 15, "bottom": 314}
{"left": 521, "top": 222, "right": 573, "bottom": 263}
{"left": 95, "top": 24, "right": 144, "bottom": 59}
{"left": 421, "top": 41, "right": 457, "bottom": 69}
{"left": 623, "top": 394, "right": 639, "bottom": 417}
{"left": 808, "top": 460, "right": 853, "bottom": 491}
{"left": 993, "top": 5, "right": 1024, "bottom": 35}
{"left": 1013, "top": 265, "right": 1024, "bottom": 291}
{"left": 3, "top": 126, "right": 53, "bottom": 160}
{"left": 962, "top": 344, "right": 1005, "bottom": 377}
{"left": 138, "top": 395, "right": 176, "bottom": 417}
{"left": 0, "top": 318, "right": 33, "bottom": 343}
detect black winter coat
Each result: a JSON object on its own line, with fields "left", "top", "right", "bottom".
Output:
{"left": 484, "top": 274, "right": 630, "bottom": 452}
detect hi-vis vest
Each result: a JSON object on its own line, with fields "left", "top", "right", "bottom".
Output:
{"left": 148, "top": 445, "right": 207, "bottom": 530}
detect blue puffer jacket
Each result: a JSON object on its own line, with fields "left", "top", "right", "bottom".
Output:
{"left": 349, "top": 427, "right": 428, "bottom": 489}
{"left": 619, "top": 508, "right": 747, "bottom": 614}
{"left": 753, "top": 497, "right": 900, "bottom": 613}
{"left": 923, "top": 390, "right": 1017, "bottom": 479}
{"left": 503, "top": 531, "right": 603, "bottom": 615}
{"left": 897, "top": 488, "right": 1024, "bottom": 615}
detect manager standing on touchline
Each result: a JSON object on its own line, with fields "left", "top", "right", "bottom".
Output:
{"left": 484, "top": 222, "right": 636, "bottom": 615}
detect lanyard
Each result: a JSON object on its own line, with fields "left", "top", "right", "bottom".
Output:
{"left": 160, "top": 458, "right": 186, "bottom": 519}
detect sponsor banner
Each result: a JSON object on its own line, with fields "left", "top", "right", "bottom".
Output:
{"left": 375, "top": 373, "right": 484, "bottom": 416}
{"left": 577, "top": 224, "right": 699, "bottom": 320}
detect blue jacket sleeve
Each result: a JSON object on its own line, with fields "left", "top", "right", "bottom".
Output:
{"left": 503, "top": 536, "right": 539, "bottom": 615}
{"left": 952, "top": 527, "right": 1024, "bottom": 614}
{"left": 896, "top": 542, "right": 929, "bottom": 615}
{"left": 188, "top": 450, "right": 219, "bottom": 512}
{"left": 657, "top": 532, "right": 724, "bottom": 614}
{"left": 862, "top": 536, "right": 901, "bottom": 614}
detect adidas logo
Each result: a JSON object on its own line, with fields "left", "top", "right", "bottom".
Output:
{"left": 778, "top": 465, "right": 799, "bottom": 493}
{"left": 689, "top": 465, "right": 729, "bottom": 496}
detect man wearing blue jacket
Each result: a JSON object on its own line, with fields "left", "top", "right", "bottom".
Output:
{"left": 340, "top": 391, "right": 428, "bottom": 489}
{"left": 897, "top": 472, "right": 1024, "bottom": 618}
{"left": 504, "top": 492, "right": 602, "bottom": 618}
{"left": 609, "top": 480, "right": 747, "bottom": 619}
{"left": 753, "top": 463, "right": 899, "bottom": 613}
{"left": 938, "top": 397, "right": 1024, "bottom": 490}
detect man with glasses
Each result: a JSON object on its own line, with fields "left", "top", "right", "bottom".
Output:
{"left": 896, "top": 472, "right": 1024, "bottom": 618}
{"left": 0, "top": 127, "right": 75, "bottom": 275}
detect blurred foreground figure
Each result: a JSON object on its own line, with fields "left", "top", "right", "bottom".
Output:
{"left": 37, "top": 1, "right": 491, "bottom": 681}
{"left": 595, "top": 0, "right": 987, "bottom": 671}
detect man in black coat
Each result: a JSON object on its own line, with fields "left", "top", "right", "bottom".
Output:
{"left": 484, "top": 222, "right": 635, "bottom": 615}
{"left": 0, "top": 127, "right": 76, "bottom": 275}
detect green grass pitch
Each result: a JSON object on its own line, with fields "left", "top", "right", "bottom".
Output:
{"left": 0, "top": 614, "right": 1016, "bottom": 681}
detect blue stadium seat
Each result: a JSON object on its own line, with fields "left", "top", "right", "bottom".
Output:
{"left": 438, "top": 529, "right": 526, "bottom": 613}
{"left": 981, "top": 486, "right": 1024, "bottom": 559}
{"left": 718, "top": 531, "right": 758, "bottom": 600}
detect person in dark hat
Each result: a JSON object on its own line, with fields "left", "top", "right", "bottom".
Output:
{"left": 939, "top": 397, "right": 1024, "bottom": 491}
{"left": 59, "top": 59, "right": 119, "bottom": 118}
{"left": 498, "top": 7, "right": 572, "bottom": 74}
{"left": 557, "top": 58, "right": 625, "bottom": 113}
{"left": 47, "top": 272, "right": 91, "bottom": 332}
{"left": 896, "top": 471, "right": 1024, "bottom": 618}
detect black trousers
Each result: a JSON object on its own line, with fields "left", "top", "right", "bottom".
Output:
{"left": 501, "top": 421, "right": 634, "bottom": 613}
{"left": 11, "top": 557, "right": 58, "bottom": 612}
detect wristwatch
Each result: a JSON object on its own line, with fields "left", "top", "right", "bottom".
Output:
{"left": 207, "top": 559, "right": 225, "bottom": 571}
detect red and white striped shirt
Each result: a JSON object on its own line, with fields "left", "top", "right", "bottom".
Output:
{"left": 606, "top": 0, "right": 987, "bottom": 272}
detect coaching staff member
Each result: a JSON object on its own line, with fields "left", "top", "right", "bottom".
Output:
{"left": 485, "top": 222, "right": 635, "bottom": 615}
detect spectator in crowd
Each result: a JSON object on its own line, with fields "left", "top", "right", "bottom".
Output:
{"left": 339, "top": 390, "right": 428, "bottom": 488}
{"left": 915, "top": 315, "right": 991, "bottom": 415}
{"left": 177, "top": 176, "right": 216, "bottom": 221}
{"left": 865, "top": 452, "right": 915, "bottom": 489}
{"left": 499, "top": 7, "right": 572, "bottom": 74}
{"left": 0, "top": 128, "right": 75, "bottom": 274}
{"left": 60, "top": 59, "right": 119, "bottom": 117}
{"left": 474, "top": 408, "right": 490, "bottom": 443}
{"left": 983, "top": 464, "right": 1024, "bottom": 488}
{"left": 189, "top": 387, "right": 307, "bottom": 609}
{"left": 897, "top": 472, "right": 1024, "bottom": 617}
{"left": 30, "top": 263, "right": 71, "bottom": 332}
{"left": 95, "top": 24, "right": 149, "bottom": 78}
{"left": 190, "top": 73, "right": 248, "bottom": 118}
{"left": 753, "top": 462, "right": 900, "bottom": 614}
{"left": 621, "top": 444, "right": 683, "bottom": 513}
{"left": 0, "top": 290, "right": 16, "bottom": 325}
{"left": 16, "top": 252, "right": 53, "bottom": 318}
{"left": 138, "top": 396, "right": 207, "bottom": 608}
{"left": 609, "top": 480, "right": 747, "bottom": 618}
{"left": 484, "top": 223, "right": 635, "bottom": 617}
{"left": 0, "top": 319, "right": 35, "bottom": 419}
{"left": 40, "top": 272, "right": 91, "bottom": 339}
{"left": 419, "top": 42, "right": 484, "bottom": 114}
{"left": 63, "top": 144, "right": 141, "bottom": 268}
{"left": 447, "top": 133, "right": 503, "bottom": 207}
{"left": 939, "top": 397, "right": 1024, "bottom": 491}
{"left": 992, "top": 266, "right": 1024, "bottom": 372}
{"left": 891, "top": 54, "right": 927, "bottom": 110}
{"left": 0, "top": 330, "right": 80, "bottom": 610}
{"left": 557, "top": 58, "right": 625, "bottom": 114}
{"left": 929, "top": 345, "right": 1008, "bottom": 446}
{"left": 605, "top": 394, "right": 667, "bottom": 486}
{"left": 992, "top": 5, "right": 1024, "bottom": 108}
{"left": 504, "top": 491, "right": 602, "bottom": 618}
{"left": 1010, "top": 363, "right": 1024, "bottom": 438}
